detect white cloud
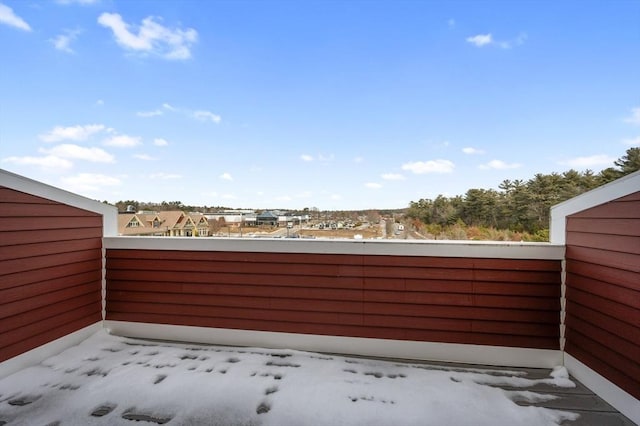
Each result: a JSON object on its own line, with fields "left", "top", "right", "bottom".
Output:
{"left": 365, "top": 182, "right": 382, "bottom": 189}
{"left": 137, "top": 109, "right": 163, "bottom": 118}
{"left": 2, "top": 155, "right": 73, "bottom": 170}
{"left": 300, "top": 154, "right": 314, "bottom": 162}
{"left": 103, "top": 134, "right": 141, "bottom": 147}
{"left": 401, "top": 159, "right": 455, "bottom": 174}
{"left": 39, "top": 144, "right": 114, "bottom": 163}
{"left": 624, "top": 107, "right": 640, "bottom": 126}
{"left": 95, "top": 99, "right": 104, "bottom": 106}
{"left": 193, "top": 110, "right": 221, "bottom": 123}
{"left": 162, "top": 103, "right": 177, "bottom": 111}
{"left": 479, "top": 159, "right": 522, "bottom": 170}
{"left": 39, "top": 124, "right": 105, "bottom": 142}
{"left": 50, "top": 29, "right": 81, "bottom": 53}
{"left": 318, "top": 154, "right": 334, "bottom": 162}
{"left": 466, "top": 33, "right": 492, "bottom": 47}
{"left": 61, "top": 173, "right": 121, "bottom": 192}
{"left": 0, "top": 3, "right": 31, "bottom": 31}
{"left": 220, "top": 172, "right": 233, "bottom": 181}
{"left": 558, "top": 155, "right": 616, "bottom": 168}
{"left": 462, "top": 147, "right": 485, "bottom": 155}
{"left": 97, "top": 13, "right": 197, "bottom": 60}
{"left": 381, "top": 173, "right": 405, "bottom": 181}
{"left": 153, "top": 138, "right": 169, "bottom": 146}
{"left": 133, "top": 154, "right": 155, "bottom": 161}
{"left": 354, "top": 156, "right": 364, "bottom": 163}
{"left": 447, "top": 19, "right": 455, "bottom": 29}
{"left": 149, "top": 172, "right": 182, "bottom": 180}
{"left": 622, "top": 136, "right": 640, "bottom": 146}
{"left": 499, "top": 33, "right": 527, "bottom": 49}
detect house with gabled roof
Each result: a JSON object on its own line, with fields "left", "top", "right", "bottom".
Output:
{"left": 117, "top": 210, "right": 209, "bottom": 237}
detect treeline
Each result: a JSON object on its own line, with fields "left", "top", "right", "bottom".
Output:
{"left": 406, "top": 148, "right": 640, "bottom": 240}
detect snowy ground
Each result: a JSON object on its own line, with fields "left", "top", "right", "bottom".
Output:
{"left": 0, "top": 331, "right": 580, "bottom": 426}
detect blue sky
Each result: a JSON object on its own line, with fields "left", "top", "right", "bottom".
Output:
{"left": 1, "top": 0, "right": 638, "bottom": 210}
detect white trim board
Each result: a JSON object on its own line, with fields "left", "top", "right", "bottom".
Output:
{"left": 104, "top": 236, "right": 564, "bottom": 260}
{"left": 0, "top": 168, "right": 118, "bottom": 236}
{"left": 565, "top": 353, "right": 639, "bottom": 425}
{"left": 0, "top": 322, "right": 102, "bottom": 379}
{"left": 105, "top": 320, "right": 563, "bottom": 369}
{"left": 550, "top": 170, "right": 640, "bottom": 244}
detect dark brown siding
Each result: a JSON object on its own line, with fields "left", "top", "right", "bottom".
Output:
{"left": 106, "top": 249, "right": 561, "bottom": 349}
{"left": 0, "top": 187, "right": 103, "bottom": 362}
{"left": 565, "top": 191, "right": 640, "bottom": 399}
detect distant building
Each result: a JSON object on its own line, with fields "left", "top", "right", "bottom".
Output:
{"left": 118, "top": 210, "right": 209, "bottom": 237}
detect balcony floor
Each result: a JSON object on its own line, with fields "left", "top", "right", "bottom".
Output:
{"left": 0, "top": 331, "right": 634, "bottom": 426}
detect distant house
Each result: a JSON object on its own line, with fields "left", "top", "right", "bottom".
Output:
{"left": 117, "top": 210, "right": 209, "bottom": 237}
{"left": 256, "top": 211, "right": 279, "bottom": 226}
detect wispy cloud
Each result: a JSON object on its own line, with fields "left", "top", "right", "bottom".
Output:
{"left": 479, "top": 159, "right": 522, "bottom": 170}
{"left": 50, "top": 29, "right": 81, "bottom": 53}
{"left": 220, "top": 172, "right": 233, "bottom": 181}
{"left": 39, "top": 124, "right": 106, "bottom": 142}
{"left": 447, "top": 19, "right": 455, "bottom": 29}
{"left": 2, "top": 155, "right": 73, "bottom": 171}
{"left": 153, "top": 138, "right": 169, "bottom": 146}
{"left": 0, "top": 3, "right": 31, "bottom": 31}
{"left": 466, "top": 33, "right": 492, "bottom": 47}
{"left": 97, "top": 13, "right": 197, "bottom": 60}
{"left": 558, "top": 155, "right": 616, "bottom": 168}
{"left": 193, "top": 110, "right": 221, "bottom": 123}
{"left": 300, "top": 154, "right": 314, "bottom": 162}
{"left": 624, "top": 107, "right": 640, "bottom": 126}
{"left": 467, "top": 32, "right": 527, "bottom": 49}
{"left": 381, "top": 173, "right": 405, "bottom": 181}
{"left": 462, "top": 147, "right": 484, "bottom": 155}
{"left": 365, "top": 182, "right": 382, "bottom": 189}
{"left": 137, "top": 109, "right": 163, "bottom": 118}
{"left": 56, "top": 0, "right": 99, "bottom": 4}
{"left": 103, "top": 134, "right": 141, "bottom": 147}
{"left": 354, "top": 156, "right": 364, "bottom": 163}
{"left": 39, "top": 144, "right": 114, "bottom": 163}
{"left": 401, "top": 159, "right": 455, "bottom": 174}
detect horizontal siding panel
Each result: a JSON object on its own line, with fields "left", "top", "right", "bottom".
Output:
{"left": 0, "top": 187, "right": 58, "bottom": 204}
{"left": 0, "top": 303, "right": 100, "bottom": 350}
{"left": 0, "top": 238, "right": 102, "bottom": 261}
{"left": 0, "top": 270, "right": 102, "bottom": 305}
{"left": 565, "top": 329, "right": 640, "bottom": 396}
{"left": 0, "top": 315, "right": 100, "bottom": 363}
{"left": 109, "top": 280, "right": 363, "bottom": 301}
{"left": 1, "top": 282, "right": 100, "bottom": 320}
{"left": 569, "top": 199, "right": 640, "bottom": 219}
{"left": 0, "top": 248, "right": 103, "bottom": 276}
{"left": 566, "top": 259, "right": 639, "bottom": 291}
{"left": 566, "top": 231, "right": 640, "bottom": 255}
{"left": 0, "top": 227, "right": 102, "bottom": 246}
{"left": 105, "top": 248, "right": 561, "bottom": 350}
{"left": 1, "top": 259, "right": 102, "bottom": 290}
{"left": 566, "top": 272, "right": 639, "bottom": 309}
{"left": 565, "top": 315, "right": 638, "bottom": 364}
{"left": 0, "top": 216, "right": 102, "bottom": 232}
{"left": 0, "top": 202, "right": 100, "bottom": 217}
{"left": 566, "top": 217, "right": 640, "bottom": 236}
{"left": 566, "top": 287, "right": 638, "bottom": 327}
{"left": 364, "top": 302, "right": 559, "bottom": 324}
{"left": 567, "top": 300, "right": 640, "bottom": 344}
{"left": 0, "top": 293, "right": 101, "bottom": 335}
{"left": 566, "top": 245, "right": 639, "bottom": 273}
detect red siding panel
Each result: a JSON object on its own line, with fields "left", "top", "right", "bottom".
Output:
{"left": 106, "top": 249, "right": 561, "bottom": 350}
{"left": 565, "top": 190, "right": 640, "bottom": 400}
{"left": 0, "top": 187, "right": 103, "bottom": 363}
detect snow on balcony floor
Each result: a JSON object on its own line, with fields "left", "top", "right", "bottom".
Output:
{"left": 0, "top": 331, "right": 632, "bottom": 426}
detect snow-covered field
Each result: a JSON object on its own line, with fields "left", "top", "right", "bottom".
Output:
{"left": 0, "top": 331, "right": 579, "bottom": 426}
